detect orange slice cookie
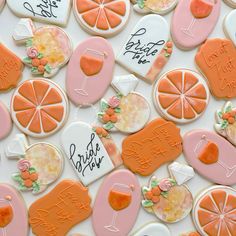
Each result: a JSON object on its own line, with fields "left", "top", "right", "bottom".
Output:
{"left": 153, "top": 69, "right": 209, "bottom": 124}
{"left": 10, "top": 79, "right": 68, "bottom": 138}
{"left": 29, "top": 180, "right": 92, "bottom": 236}
{"left": 193, "top": 185, "right": 236, "bottom": 236}
{"left": 73, "top": 0, "right": 130, "bottom": 37}
{"left": 122, "top": 118, "right": 182, "bottom": 176}
{"left": 0, "top": 43, "right": 23, "bottom": 92}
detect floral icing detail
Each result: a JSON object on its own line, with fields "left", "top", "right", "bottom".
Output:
{"left": 93, "top": 126, "right": 110, "bottom": 139}
{"left": 163, "top": 41, "right": 173, "bottom": 58}
{"left": 142, "top": 177, "right": 176, "bottom": 208}
{"left": 98, "top": 94, "right": 122, "bottom": 131}
{"left": 13, "top": 159, "right": 40, "bottom": 194}
{"left": 23, "top": 39, "right": 52, "bottom": 75}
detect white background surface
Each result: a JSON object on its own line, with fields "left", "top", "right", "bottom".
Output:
{"left": 0, "top": 1, "right": 235, "bottom": 235}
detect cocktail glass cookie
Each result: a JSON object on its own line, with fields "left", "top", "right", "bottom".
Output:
{"left": 153, "top": 68, "right": 209, "bottom": 124}
{"left": 10, "top": 78, "right": 69, "bottom": 138}
{"left": 193, "top": 185, "right": 236, "bottom": 236}
{"left": 5, "top": 134, "right": 64, "bottom": 195}
{"left": 73, "top": 0, "right": 130, "bottom": 37}
{"left": 13, "top": 18, "right": 73, "bottom": 78}
{"left": 0, "top": 101, "right": 12, "bottom": 140}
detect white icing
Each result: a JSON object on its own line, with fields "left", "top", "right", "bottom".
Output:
{"left": 168, "top": 162, "right": 195, "bottom": 185}
{"left": 7, "top": 0, "right": 71, "bottom": 26}
{"left": 116, "top": 15, "right": 169, "bottom": 80}
{"left": 61, "top": 121, "right": 115, "bottom": 186}
{"left": 132, "top": 222, "right": 171, "bottom": 236}
{"left": 13, "top": 18, "right": 35, "bottom": 42}
{"left": 112, "top": 74, "right": 138, "bottom": 96}
{"left": 224, "top": 10, "right": 236, "bottom": 46}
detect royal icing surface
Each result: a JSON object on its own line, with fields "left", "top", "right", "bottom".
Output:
{"left": 224, "top": 0, "right": 236, "bottom": 8}
{"left": 10, "top": 79, "right": 69, "bottom": 138}
{"left": 13, "top": 19, "right": 73, "bottom": 78}
{"left": 6, "top": 134, "right": 64, "bottom": 194}
{"left": 171, "top": 0, "right": 221, "bottom": 50}
{"left": 66, "top": 37, "right": 114, "bottom": 105}
{"left": 132, "top": 0, "right": 177, "bottom": 15}
{"left": 0, "top": 44, "right": 23, "bottom": 92}
{"left": 193, "top": 185, "right": 236, "bottom": 236}
{"left": 116, "top": 15, "right": 172, "bottom": 84}
{"left": 142, "top": 176, "right": 193, "bottom": 223}
{"left": 183, "top": 129, "right": 236, "bottom": 185}
{"left": 0, "top": 102, "right": 12, "bottom": 140}
{"left": 73, "top": 0, "right": 130, "bottom": 37}
{"left": 92, "top": 169, "right": 141, "bottom": 236}
{"left": 0, "top": 184, "right": 28, "bottom": 236}
{"left": 122, "top": 118, "right": 182, "bottom": 176}
{"left": 0, "top": 0, "right": 5, "bottom": 11}
{"left": 7, "top": 0, "right": 72, "bottom": 26}
{"left": 29, "top": 180, "right": 92, "bottom": 236}
{"left": 131, "top": 222, "right": 171, "bottom": 236}
{"left": 153, "top": 69, "right": 210, "bottom": 124}
{"left": 224, "top": 10, "right": 236, "bottom": 46}
{"left": 195, "top": 39, "right": 236, "bottom": 98}
{"left": 61, "top": 121, "right": 122, "bottom": 186}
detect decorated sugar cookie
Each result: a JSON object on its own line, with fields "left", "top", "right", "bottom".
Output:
{"left": 153, "top": 69, "right": 210, "bottom": 124}
{"left": 13, "top": 18, "right": 72, "bottom": 78}
{"left": 66, "top": 37, "right": 114, "bottom": 106}
{"left": 61, "top": 121, "right": 122, "bottom": 186}
{"left": 131, "top": 222, "right": 171, "bottom": 236}
{"left": 132, "top": 0, "right": 177, "bottom": 15}
{"left": 171, "top": 0, "right": 221, "bottom": 50}
{"left": 122, "top": 118, "right": 182, "bottom": 176}
{"left": 224, "top": 0, "right": 236, "bottom": 7}
{"left": 0, "top": 0, "right": 5, "bottom": 11}
{"left": 11, "top": 79, "right": 69, "bottom": 138}
{"left": 215, "top": 102, "right": 236, "bottom": 146}
{"left": 193, "top": 185, "right": 236, "bottom": 236}
{"left": 224, "top": 10, "right": 236, "bottom": 46}
{"left": 183, "top": 129, "right": 236, "bottom": 185}
{"left": 195, "top": 38, "right": 236, "bottom": 98}
{"left": 0, "top": 43, "right": 23, "bottom": 92}
{"left": 5, "top": 134, "right": 64, "bottom": 194}
{"left": 0, "top": 184, "right": 28, "bottom": 236}
{"left": 73, "top": 0, "right": 130, "bottom": 37}
{"left": 98, "top": 74, "right": 150, "bottom": 133}
{"left": 0, "top": 101, "right": 12, "bottom": 140}
{"left": 181, "top": 232, "right": 201, "bottom": 236}
{"left": 29, "top": 180, "right": 92, "bottom": 236}
{"left": 92, "top": 169, "right": 141, "bottom": 236}
{"left": 116, "top": 15, "right": 173, "bottom": 84}
{"left": 7, "top": 0, "right": 72, "bottom": 26}
{"left": 142, "top": 175, "right": 193, "bottom": 223}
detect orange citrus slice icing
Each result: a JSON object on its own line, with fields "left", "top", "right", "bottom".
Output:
{"left": 156, "top": 70, "right": 208, "bottom": 122}
{"left": 76, "top": 0, "right": 127, "bottom": 31}
{"left": 197, "top": 189, "right": 236, "bottom": 236}
{"left": 11, "top": 79, "right": 67, "bottom": 137}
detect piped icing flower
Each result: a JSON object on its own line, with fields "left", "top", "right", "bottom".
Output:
{"left": 27, "top": 47, "right": 38, "bottom": 59}
{"left": 93, "top": 126, "right": 110, "bottom": 139}
{"left": 17, "top": 159, "right": 31, "bottom": 172}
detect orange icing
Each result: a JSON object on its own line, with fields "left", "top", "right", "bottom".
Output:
{"left": 198, "top": 142, "right": 219, "bottom": 164}
{"left": 80, "top": 55, "right": 103, "bottom": 76}
{"left": 0, "top": 206, "right": 13, "bottom": 228}
{"left": 122, "top": 118, "right": 182, "bottom": 176}
{"left": 108, "top": 190, "right": 131, "bottom": 211}
{"left": 0, "top": 44, "right": 23, "bottom": 91}
{"left": 190, "top": 0, "right": 213, "bottom": 18}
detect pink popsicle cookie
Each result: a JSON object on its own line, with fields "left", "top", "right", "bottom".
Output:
{"left": 171, "top": 0, "right": 221, "bottom": 50}
{"left": 66, "top": 37, "right": 114, "bottom": 106}
{"left": 92, "top": 169, "right": 141, "bottom": 236}
{"left": 183, "top": 129, "right": 236, "bottom": 185}
{"left": 0, "top": 183, "right": 28, "bottom": 236}
{"left": 0, "top": 101, "right": 12, "bottom": 140}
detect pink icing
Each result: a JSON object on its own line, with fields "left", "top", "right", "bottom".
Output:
{"left": 66, "top": 37, "right": 114, "bottom": 106}
{"left": 108, "top": 96, "right": 120, "bottom": 108}
{"left": 92, "top": 169, "right": 141, "bottom": 236}
{"left": 0, "top": 102, "right": 12, "bottom": 140}
{"left": 26, "top": 47, "right": 38, "bottom": 59}
{"left": 17, "top": 159, "right": 31, "bottom": 172}
{"left": 183, "top": 129, "right": 236, "bottom": 185}
{"left": 159, "top": 179, "right": 172, "bottom": 192}
{"left": 0, "top": 184, "right": 28, "bottom": 236}
{"left": 171, "top": 0, "right": 221, "bottom": 49}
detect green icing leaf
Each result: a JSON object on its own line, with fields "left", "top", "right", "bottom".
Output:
{"left": 115, "top": 107, "right": 121, "bottom": 113}
{"left": 29, "top": 167, "right": 36, "bottom": 174}
{"left": 142, "top": 200, "right": 154, "bottom": 208}
{"left": 169, "top": 178, "right": 177, "bottom": 186}
{"left": 37, "top": 53, "right": 43, "bottom": 59}
{"left": 142, "top": 186, "right": 149, "bottom": 195}
{"left": 97, "top": 112, "right": 104, "bottom": 119}
{"left": 137, "top": 0, "right": 145, "bottom": 9}
{"left": 151, "top": 179, "right": 159, "bottom": 188}
{"left": 161, "top": 191, "right": 169, "bottom": 198}
{"left": 165, "top": 53, "right": 170, "bottom": 57}
{"left": 19, "top": 184, "right": 28, "bottom": 191}
{"left": 218, "top": 111, "right": 223, "bottom": 119}
{"left": 101, "top": 100, "right": 109, "bottom": 111}
{"left": 45, "top": 64, "right": 52, "bottom": 73}
{"left": 32, "top": 181, "right": 40, "bottom": 193}
{"left": 26, "top": 39, "right": 33, "bottom": 47}
{"left": 31, "top": 67, "right": 38, "bottom": 73}
{"left": 225, "top": 106, "right": 232, "bottom": 113}
{"left": 104, "top": 122, "right": 114, "bottom": 130}
{"left": 221, "top": 120, "right": 228, "bottom": 129}
{"left": 23, "top": 57, "right": 32, "bottom": 64}
{"left": 12, "top": 174, "right": 23, "bottom": 183}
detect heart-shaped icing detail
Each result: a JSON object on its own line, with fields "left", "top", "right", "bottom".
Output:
{"left": 7, "top": 0, "right": 72, "bottom": 26}
{"left": 116, "top": 15, "right": 172, "bottom": 84}
{"left": 198, "top": 142, "right": 219, "bottom": 164}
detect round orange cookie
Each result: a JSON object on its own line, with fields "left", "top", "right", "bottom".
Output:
{"left": 73, "top": 0, "right": 130, "bottom": 37}
{"left": 10, "top": 79, "right": 69, "bottom": 138}
{"left": 193, "top": 185, "right": 236, "bottom": 236}
{"left": 153, "top": 69, "right": 210, "bottom": 124}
